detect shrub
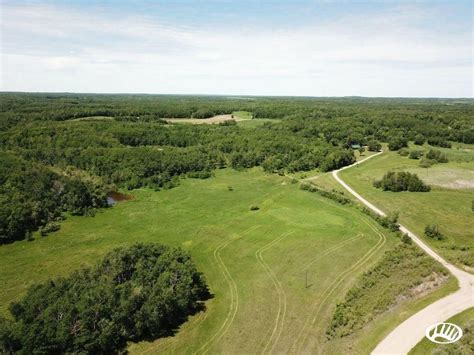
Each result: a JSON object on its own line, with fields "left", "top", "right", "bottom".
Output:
{"left": 427, "top": 137, "right": 451, "bottom": 148}
{"left": 388, "top": 137, "right": 408, "bottom": 151}
{"left": 408, "top": 150, "right": 422, "bottom": 159}
{"left": 250, "top": 205, "right": 260, "bottom": 211}
{"left": 414, "top": 134, "right": 425, "bottom": 145}
{"left": 374, "top": 171, "right": 430, "bottom": 192}
{"left": 367, "top": 140, "right": 382, "bottom": 152}
{"left": 300, "top": 183, "right": 352, "bottom": 205}
{"left": 401, "top": 233, "right": 412, "bottom": 244}
{"left": 188, "top": 170, "right": 212, "bottom": 179}
{"left": 219, "top": 119, "right": 237, "bottom": 126}
{"left": 426, "top": 149, "right": 448, "bottom": 163}
{"left": 39, "top": 222, "right": 60, "bottom": 237}
{"left": 361, "top": 208, "right": 400, "bottom": 231}
{"left": 425, "top": 224, "right": 445, "bottom": 240}
{"left": 0, "top": 243, "right": 210, "bottom": 354}
{"left": 419, "top": 158, "right": 434, "bottom": 168}
{"left": 398, "top": 148, "right": 409, "bottom": 156}
{"left": 327, "top": 243, "right": 448, "bottom": 338}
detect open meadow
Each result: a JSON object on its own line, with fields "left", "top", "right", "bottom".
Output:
{"left": 0, "top": 167, "right": 459, "bottom": 353}
{"left": 0, "top": 167, "right": 401, "bottom": 353}
{"left": 337, "top": 144, "right": 474, "bottom": 271}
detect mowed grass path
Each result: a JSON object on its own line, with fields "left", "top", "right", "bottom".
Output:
{"left": 0, "top": 168, "right": 395, "bottom": 353}
{"left": 339, "top": 146, "right": 474, "bottom": 270}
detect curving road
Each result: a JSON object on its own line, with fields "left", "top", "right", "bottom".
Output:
{"left": 332, "top": 151, "right": 474, "bottom": 355}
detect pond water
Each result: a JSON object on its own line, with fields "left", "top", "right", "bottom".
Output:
{"left": 107, "top": 192, "right": 133, "bottom": 206}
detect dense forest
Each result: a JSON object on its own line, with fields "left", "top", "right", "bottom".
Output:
{"left": 0, "top": 243, "right": 210, "bottom": 353}
{"left": 1, "top": 93, "right": 473, "bottom": 243}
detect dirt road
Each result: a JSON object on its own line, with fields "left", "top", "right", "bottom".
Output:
{"left": 332, "top": 151, "right": 474, "bottom": 355}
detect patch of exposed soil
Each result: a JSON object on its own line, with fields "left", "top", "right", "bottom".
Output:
{"left": 166, "top": 114, "right": 246, "bottom": 125}
{"left": 395, "top": 272, "right": 449, "bottom": 304}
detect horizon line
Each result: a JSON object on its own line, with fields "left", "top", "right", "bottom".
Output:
{"left": 1, "top": 90, "right": 473, "bottom": 100}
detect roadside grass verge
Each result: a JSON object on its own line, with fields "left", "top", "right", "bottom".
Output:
{"left": 410, "top": 307, "right": 474, "bottom": 355}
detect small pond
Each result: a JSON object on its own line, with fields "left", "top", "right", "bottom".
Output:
{"left": 107, "top": 192, "right": 133, "bottom": 206}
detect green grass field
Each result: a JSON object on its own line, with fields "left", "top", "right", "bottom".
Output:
{"left": 336, "top": 145, "right": 474, "bottom": 270}
{"left": 0, "top": 168, "right": 395, "bottom": 353}
{"left": 0, "top": 167, "right": 457, "bottom": 353}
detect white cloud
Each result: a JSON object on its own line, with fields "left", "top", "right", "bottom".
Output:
{"left": 0, "top": 2, "right": 472, "bottom": 97}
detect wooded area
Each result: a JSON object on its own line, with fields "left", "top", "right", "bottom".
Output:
{"left": 1, "top": 93, "right": 472, "bottom": 244}
{"left": 0, "top": 243, "right": 210, "bottom": 353}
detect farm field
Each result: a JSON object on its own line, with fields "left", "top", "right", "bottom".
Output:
{"left": 337, "top": 144, "right": 474, "bottom": 271}
{"left": 165, "top": 112, "right": 250, "bottom": 124}
{"left": 1, "top": 167, "right": 447, "bottom": 354}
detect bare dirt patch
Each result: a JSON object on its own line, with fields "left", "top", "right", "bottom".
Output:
{"left": 442, "top": 179, "right": 474, "bottom": 189}
{"left": 395, "top": 272, "right": 449, "bottom": 304}
{"left": 166, "top": 114, "right": 247, "bottom": 125}
{"left": 411, "top": 168, "right": 474, "bottom": 190}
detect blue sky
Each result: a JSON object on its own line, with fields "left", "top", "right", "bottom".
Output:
{"left": 1, "top": 0, "right": 472, "bottom": 97}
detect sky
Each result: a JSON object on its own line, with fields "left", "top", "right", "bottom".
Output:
{"left": 0, "top": 0, "right": 472, "bottom": 97}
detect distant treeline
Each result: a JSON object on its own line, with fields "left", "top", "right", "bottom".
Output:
{"left": 1, "top": 93, "right": 473, "bottom": 144}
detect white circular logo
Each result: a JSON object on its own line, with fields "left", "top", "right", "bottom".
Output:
{"left": 425, "top": 322, "right": 463, "bottom": 344}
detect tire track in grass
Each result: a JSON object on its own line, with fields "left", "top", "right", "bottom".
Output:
{"left": 196, "top": 225, "right": 262, "bottom": 355}
{"left": 293, "top": 218, "right": 386, "bottom": 354}
{"left": 256, "top": 231, "right": 295, "bottom": 354}
{"left": 301, "top": 233, "right": 364, "bottom": 272}
{"left": 310, "top": 220, "right": 387, "bottom": 355}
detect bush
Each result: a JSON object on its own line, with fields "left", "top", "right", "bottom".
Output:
{"left": 425, "top": 224, "right": 445, "bottom": 240}
{"left": 218, "top": 119, "right": 237, "bottom": 126}
{"left": 388, "top": 137, "right": 408, "bottom": 151}
{"left": 419, "top": 158, "right": 434, "bottom": 168}
{"left": 427, "top": 137, "right": 451, "bottom": 148}
{"left": 300, "top": 183, "right": 352, "bottom": 205}
{"left": 398, "top": 148, "right": 409, "bottom": 156}
{"left": 367, "top": 140, "right": 382, "bottom": 152}
{"left": 0, "top": 243, "right": 210, "bottom": 354}
{"left": 361, "top": 208, "right": 400, "bottom": 231}
{"left": 187, "top": 170, "right": 212, "bottom": 179}
{"left": 426, "top": 149, "right": 448, "bottom": 163}
{"left": 414, "top": 134, "right": 425, "bottom": 145}
{"left": 401, "top": 233, "right": 412, "bottom": 244}
{"left": 250, "top": 205, "right": 260, "bottom": 211}
{"left": 39, "top": 222, "right": 60, "bottom": 237}
{"left": 374, "top": 171, "right": 430, "bottom": 192}
{"left": 408, "top": 150, "right": 422, "bottom": 159}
